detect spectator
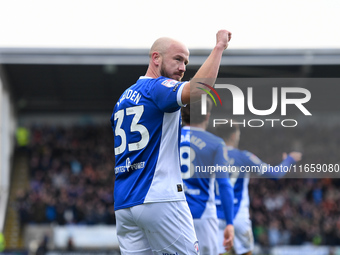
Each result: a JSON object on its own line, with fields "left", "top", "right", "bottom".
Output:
{"left": 16, "top": 123, "right": 340, "bottom": 248}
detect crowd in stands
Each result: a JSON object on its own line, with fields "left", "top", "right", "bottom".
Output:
{"left": 15, "top": 124, "right": 116, "bottom": 226}
{"left": 15, "top": 123, "right": 340, "bottom": 246}
{"left": 250, "top": 178, "right": 340, "bottom": 246}
{"left": 241, "top": 125, "right": 340, "bottom": 246}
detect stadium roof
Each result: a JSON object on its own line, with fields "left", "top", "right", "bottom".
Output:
{"left": 1, "top": 48, "right": 340, "bottom": 114}
{"left": 1, "top": 48, "right": 340, "bottom": 66}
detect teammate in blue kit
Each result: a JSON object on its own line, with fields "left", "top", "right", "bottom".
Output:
{"left": 213, "top": 123, "right": 302, "bottom": 255}
{"left": 180, "top": 100, "right": 234, "bottom": 255}
{"left": 111, "top": 30, "right": 232, "bottom": 255}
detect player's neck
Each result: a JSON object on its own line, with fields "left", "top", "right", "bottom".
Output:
{"left": 145, "top": 66, "right": 160, "bottom": 79}
{"left": 225, "top": 140, "right": 237, "bottom": 148}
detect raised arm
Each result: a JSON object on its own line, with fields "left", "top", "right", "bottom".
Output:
{"left": 249, "top": 151, "right": 303, "bottom": 178}
{"left": 181, "top": 29, "right": 232, "bottom": 105}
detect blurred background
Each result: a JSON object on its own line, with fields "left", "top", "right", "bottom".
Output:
{"left": 1, "top": 0, "right": 340, "bottom": 254}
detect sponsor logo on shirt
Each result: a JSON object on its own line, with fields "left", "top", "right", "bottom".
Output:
{"left": 173, "top": 83, "right": 180, "bottom": 92}
{"left": 114, "top": 158, "right": 145, "bottom": 174}
{"left": 161, "top": 79, "right": 179, "bottom": 88}
{"left": 126, "top": 157, "right": 131, "bottom": 171}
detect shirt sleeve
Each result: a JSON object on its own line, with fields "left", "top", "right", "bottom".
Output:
{"left": 215, "top": 141, "right": 234, "bottom": 224}
{"left": 149, "top": 77, "right": 187, "bottom": 112}
{"left": 216, "top": 177, "right": 234, "bottom": 225}
{"left": 242, "top": 151, "right": 296, "bottom": 178}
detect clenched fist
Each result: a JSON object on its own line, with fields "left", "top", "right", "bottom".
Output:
{"left": 216, "top": 29, "right": 232, "bottom": 50}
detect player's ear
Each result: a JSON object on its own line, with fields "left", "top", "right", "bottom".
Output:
{"left": 152, "top": 52, "right": 162, "bottom": 66}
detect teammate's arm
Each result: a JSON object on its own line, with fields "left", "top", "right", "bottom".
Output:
{"left": 215, "top": 141, "right": 235, "bottom": 251}
{"left": 243, "top": 151, "right": 302, "bottom": 178}
{"left": 216, "top": 177, "right": 234, "bottom": 251}
{"left": 266, "top": 151, "right": 302, "bottom": 178}
{"left": 181, "top": 29, "right": 232, "bottom": 105}
{"left": 223, "top": 224, "right": 234, "bottom": 252}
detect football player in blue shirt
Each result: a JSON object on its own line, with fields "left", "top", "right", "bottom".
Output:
{"left": 111, "top": 30, "right": 232, "bottom": 255}
{"left": 180, "top": 99, "right": 234, "bottom": 255}
{"left": 213, "top": 123, "right": 302, "bottom": 255}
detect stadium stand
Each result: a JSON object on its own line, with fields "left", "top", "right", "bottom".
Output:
{"left": 1, "top": 48, "right": 340, "bottom": 254}
{"left": 15, "top": 124, "right": 115, "bottom": 226}
{"left": 10, "top": 123, "right": 340, "bottom": 249}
